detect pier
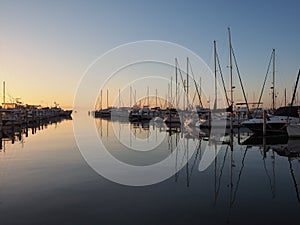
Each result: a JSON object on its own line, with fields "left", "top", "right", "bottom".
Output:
{"left": 0, "top": 102, "right": 72, "bottom": 144}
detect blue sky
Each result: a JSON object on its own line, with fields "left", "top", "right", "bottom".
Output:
{"left": 0, "top": 0, "right": 299, "bottom": 108}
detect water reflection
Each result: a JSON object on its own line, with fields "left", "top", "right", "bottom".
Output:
{"left": 95, "top": 117, "right": 300, "bottom": 218}
{"left": 1, "top": 115, "right": 300, "bottom": 225}
{"left": 0, "top": 116, "right": 72, "bottom": 151}
{"left": 241, "top": 135, "right": 300, "bottom": 202}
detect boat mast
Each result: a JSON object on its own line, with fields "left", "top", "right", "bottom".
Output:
{"left": 134, "top": 89, "right": 136, "bottom": 106}
{"left": 147, "top": 86, "right": 149, "bottom": 106}
{"left": 187, "top": 57, "right": 189, "bottom": 110}
{"left": 272, "top": 49, "right": 276, "bottom": 110}
{"left": 3, "top": 81, "right": 5, "bottom": 105}
{"left": 200, "top": 76, "right": 202, "bottom": 107}
{"left": 228, "top": 27, "right": 233, "bottom": 131}
{"left": 106, "top": 89, "right": 109, "bottom": 108}
{"left": 171, "top": 76, "right": 173, "bottom": 108}
{"left": 228, "top": 27, "right": 233, "bottom": 109}
{"left": 118, "top": 88, "right": 121, "bottom": 108}
{"left": 284, "top": 88, "right": 287, "bottom": 107}
{"left": 100, "top": 89, "right": 102, "bottom": 110}
{"left": 175, "top": 58, "right": 178, "bottom": 109}
{"left": 130, "top": 86, "right": 132, "bottom": 107}
{"left": 155, "top": 89, "right": 158, "bottom": 107}
{"left": 167, "top": 83, "right": 170, "bottom": 107}
{"left": 183, "top": 80, "right": 186, "bottom": 110}
{"left": 290, "top": 69, "right": 300, "bottom": 107}
{"left": 214, "top": 40, "right": 217, "bottom": 110}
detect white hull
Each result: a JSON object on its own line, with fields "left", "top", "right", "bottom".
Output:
{"left": 197, "top": 117, "right": 244, "bottom": 128}
{"left": 242, "top": 116, "right": 300, "bottom": 134}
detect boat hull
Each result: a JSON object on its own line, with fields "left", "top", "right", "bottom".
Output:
{"left": 242, "top": 122, "right": 287, "bottom": 134}
{"left": 287, "top": 124, "right": 300, "bottom": 138}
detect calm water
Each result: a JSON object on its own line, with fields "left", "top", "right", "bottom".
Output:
{"left": 0, "top": 114, "right": 300, "bottom": 225}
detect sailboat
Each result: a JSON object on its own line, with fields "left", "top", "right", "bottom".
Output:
{"left": 242, "top": 69, "right": 300, "bottom": 135}
{"left": 198, "top": 30, "right": 250, "bottom": 129}
{"left": 164, "top": 59, "right": 181, "bottom": 126}
{"left": 94, "top": 89, "right": 113, "bottom": 118}
{"left": 286, "top": 69, "right": 300, "bottom": 138}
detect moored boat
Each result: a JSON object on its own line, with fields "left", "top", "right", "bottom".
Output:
{"left": 287, "top": 124, "right": 300, "bottom": 138}
{"left": 241, "top": 106, "right": 300, "bottom": 135}
{"left": 164, "top": 108, "right": 181, "bottom": 124}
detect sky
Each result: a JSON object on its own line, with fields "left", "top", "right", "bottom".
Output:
{"left": 0, "top": 0, "right": 299, "bottom": 109}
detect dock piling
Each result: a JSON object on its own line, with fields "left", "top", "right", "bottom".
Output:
{"left": 263, "top": 110, "right": 267, "bottom": 136}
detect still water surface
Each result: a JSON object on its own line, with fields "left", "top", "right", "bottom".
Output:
{"left": 0, "top": 114, "right": 300, "bottom": 225}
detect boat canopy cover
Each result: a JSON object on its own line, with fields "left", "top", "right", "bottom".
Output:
{"left": 274, "top": 106, "right": 300, "bottom": 118}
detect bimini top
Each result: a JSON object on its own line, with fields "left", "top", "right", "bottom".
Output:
{"left": 274, "top": 106, "right": 300, "bottom": 118}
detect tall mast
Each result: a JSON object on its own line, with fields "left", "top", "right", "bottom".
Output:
{"left": 100, "top": 89, "right": 102, "bottom": 109}
{"left": 284, "top": 88, "right": 287, "bottom": 107}
{"left": 130, "top": 86, "right": 132, "bottom": 107}
{"left": 147, "top": 86, "right": 149, "bottom": 106}
{"left": 118, "top": 88, "right": 121, "bottom": 107}
{"left": 183, "top": 80, "right": 186, "bottom": 110}
{"left": 214, "top": 40, "right": 217, "bottom": 110}
{"left": 290, "top": 69, "right": 300, "bottom": 107}
{"left": 3, "top": 81, "right": 5, "bottom": 105}
{"left": 272, "top": 49, "right": 276, "bottom": 110}
{"left": 228, "top": 27, "right": 233, "bottom": 131}
{"left": 106, "top": 89, "right": 109, "bottom": 108}
{"left": 134, "top": 89, "right": 136, "bottom": 106}
{"left": 186, "top": 57, "right": 189, "bottom": 110}
{"left": 155, "top": 89, "right": 158, "bottom": 107}
{"left": 168, "top": 83, "right": 170, "bottom": 107}
{"left": 175, "top": 58, "right": 178, "bottom": 109}
{"left": 228, "top": 27, "right": 233, "bottom": 109}
{"left": 171, "top": 76, "right": 173, "bottom": 108}
{"left": 200, "top": 76, "right": 202, "bottom": 106}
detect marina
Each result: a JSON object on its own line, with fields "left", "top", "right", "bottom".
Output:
{"left": 91, "top": 28, "right": 300, "bottom": 138}
{"left": 1, "top": 114, "right": 300, "bottom": 224}
{"left": 1, "top": 31, "right": 300, "bottom": 224}
{"left": 0, "top": 102, "right": 72, "bottom": 134}
{"left": 1, "top": 1, "right": 300, "bottom": 225}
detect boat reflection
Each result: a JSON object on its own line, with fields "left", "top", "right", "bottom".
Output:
{"left": 0, "top": 116, "right": 72, "bottom": 151}
{"left": 272, "top": 139, "right": 300, "bottom": 158}
{"left": 241, "top": 133, "right": 300, "bottom": 205}
{"left": 94, "top": 117, "right": 300, "bottom": 213}
{"left": 242, "top": 133, "right": 289, "bottom": 146}
{"left": 271, "top": 139, "right": 300, "bottom": 203}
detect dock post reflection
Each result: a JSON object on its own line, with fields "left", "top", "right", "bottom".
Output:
{"left": 0, "top": 116, "right": 72, "bottom": 150}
